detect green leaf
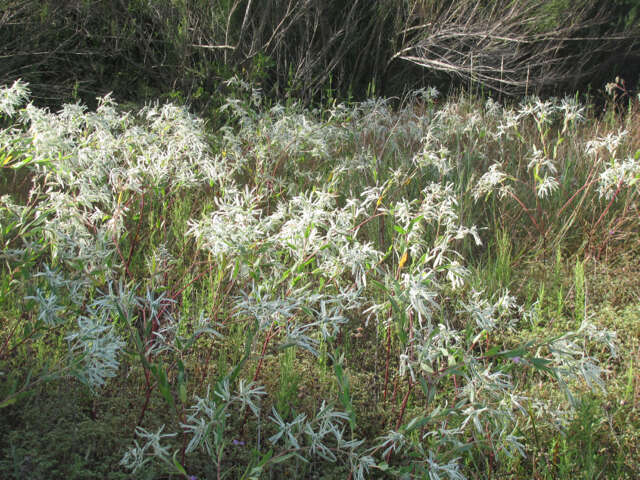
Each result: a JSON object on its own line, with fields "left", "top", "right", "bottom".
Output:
{"left": 171, "top": 451, "right": 188, "bottom": 476}
{"left": 151, "top": 363, "right": 175, "bottom": 409}
{"left": 241, "top": 450, "right": 273, "bottom": 480}
{"left": 403, "top": 416, "right": 429, "bottom": 433}
{"left": 334, "top": 356, "right": 355, "bottom": 429}
{"left": 0, "top": 390, "right": 32, "bottom": 409}
{"left": 488, "top": 345, "right": 530, "bottom": 359}
{"left": 529, "top": 357, "right": 554, "bottom": 375}
{"left": 178, "top": 384, "right": 187, "bottom": 404}
{"left": 271, "top": 451, "right": 303, "bottom": 464}
{"left": 178, "top": 360, "right": 187, "bottom": 404}
{"left": 393, "top": 224, "right": 406, "bottom": 235}
{"left": 0, "top": 396, "right": 18, "bottom": 409}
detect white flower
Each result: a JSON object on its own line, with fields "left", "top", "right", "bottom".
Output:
{"left": 559, "top": 96, "right": 585, "bottom": 132}
{"left": 401, "top": 271, "right": 440, "bottom": 324}
{"left": 0, "top": 80, "right": 29, "bottom": 116}
{"left": 536, "top": 175, "right": 560, "bottom": 199}
{"left": 187, "top": 186, "right": 264, "bottom": 259}
{"left": 586, "top": 129, "right": 627, "bottom": 158}
{"left": 597, "top": 157, "right": 640, "bottom": 199}
{"left": 473, "top": 164, "right": 509, "bottom": 200}
{"left": 527, "top": 145, "right": 557, "bottom": 175}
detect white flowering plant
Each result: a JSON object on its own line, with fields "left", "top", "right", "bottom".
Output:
{"left": 0, "top": 80, "right": 637, "bottom": 478}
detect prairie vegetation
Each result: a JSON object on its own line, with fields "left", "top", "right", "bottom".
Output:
{"left": 1, "top": 78, "right": 639, "bottom": 479}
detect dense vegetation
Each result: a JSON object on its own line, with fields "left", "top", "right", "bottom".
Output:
{"left": 1, "top": 1, "right": 640, "bottom": 478}
{"left": 2, "top": 0, "right": 640, "bottom": 109}
{"left": 1, "top": 77, "right": 639, "bottom": 478}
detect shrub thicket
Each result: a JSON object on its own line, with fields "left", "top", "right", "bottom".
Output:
{"left": 1, "top": 0, "right": 639, "bottom": 109}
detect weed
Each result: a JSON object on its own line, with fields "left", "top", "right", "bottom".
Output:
{"left": 1, "top": 80, "right": 639, "bottom": 479}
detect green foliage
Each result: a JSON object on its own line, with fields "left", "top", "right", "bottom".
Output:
{"left": 275, "top": 347, "right": 301, "bottom": 418}
{"left": 0, "top": 385, "right": 133, "bottom": 480}
{"left": 574, "top": 259, "right": 586, "bottom": 325}
{"left": 1, "top": 80, "right": 639, "bottom": 478}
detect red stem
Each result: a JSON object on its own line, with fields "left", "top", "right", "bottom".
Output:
{"left": 395, "top": 379, "right": 414, "bottom": 430}
{"left": 506, "top": 190, "right": 544, "bottom": 236}
{"left": 557, "top": 169, "right": 596, "bottom": 217}
{"left": 253, "top": 324, "right": 276, "bottom": 382}
{"left": 591, "top": 178, "right": 624, "bottom": 235}
{"left": 383, "top": 321, "right": 391, "bottom": 401}
{"left": 350, "top": 211, "right": 386, "bottom": 233}
{"left": 114, "top": 236, "right": 133, "bottom": 279}
{"left": 136, "top": 372, "right": 154, "bottom": 428}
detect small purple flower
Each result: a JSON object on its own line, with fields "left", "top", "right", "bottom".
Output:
{"left": 189, "top": 476, "right": 197, "bottom": 480}
{"left": 511, "top": 356, "right": 522, "bottom": 364}
{"left": 232, "top": 439, "right": 245, "bottom": 446}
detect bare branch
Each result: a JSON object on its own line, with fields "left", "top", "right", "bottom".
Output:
{"left": 391, "top": 0, "right": 637, "bottom": 95}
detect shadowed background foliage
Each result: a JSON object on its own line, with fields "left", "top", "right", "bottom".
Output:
{"left": 1, "top": 0, "right": 639, "bottom": 110}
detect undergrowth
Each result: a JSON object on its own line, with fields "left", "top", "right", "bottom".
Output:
{"left": 1, "top": 79, "right": 639, "bottom": 479}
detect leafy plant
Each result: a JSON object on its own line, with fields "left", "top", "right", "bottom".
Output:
{"left": 1, "top": 79, "right": 638, "bottom": 479}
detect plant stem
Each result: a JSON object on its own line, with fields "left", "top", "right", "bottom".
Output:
{"left": 383, "top": 319, "right": 391, "bottom": 401}
{"left": 395, "top": 379, "right": 413, "bottom": 430}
